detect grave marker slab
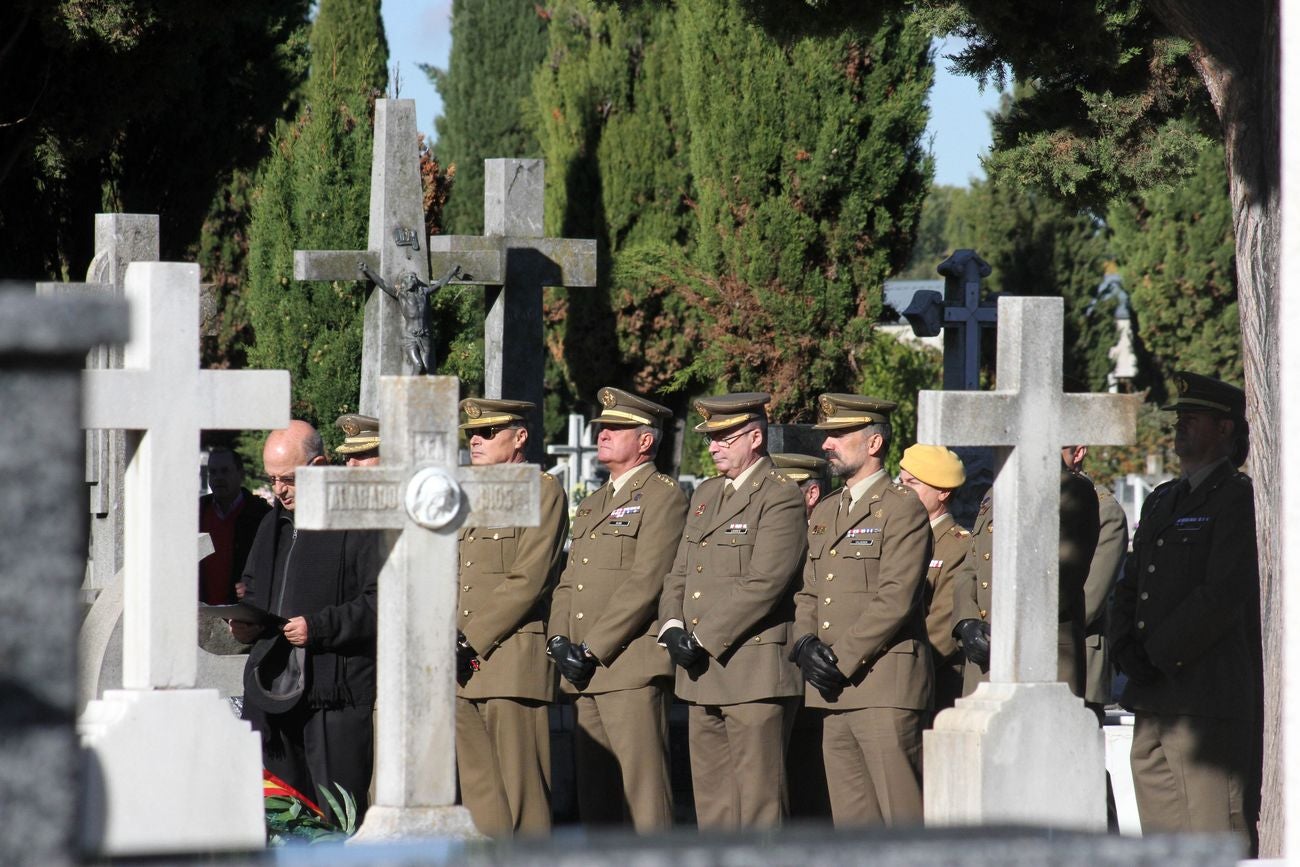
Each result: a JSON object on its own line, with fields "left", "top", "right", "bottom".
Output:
{"left": 917, "top": 295, "right": 1137, "bottom": 830}
{"left": 0, "top": 290, "right": 128, "bottom": 867}
{"left": 294, "top": 375, "right": 540, "bottom": 841}
{"left": 428, "top": 159, "right": 597, "bottom": 463}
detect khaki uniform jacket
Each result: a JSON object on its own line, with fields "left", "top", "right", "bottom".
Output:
{"left": 794, "top": 475, "right": 934, "bottom": 711}
{"left": 1083, "top": 483, "right": 1128, "bottom": 705}
{"left": 926, "top": 514, "right": 970, "bottom": 702}
{"left": 659, "top": 457, "right": 806, "bottom": 705}
{"left": 954, "top": 470, "right": 1099, "bottom": 697}
{"left": 552, "top": 462, "right": 687, "bottom": 694}
{"left": 1110, "top": 460, "right": 1259, "bottom": 719}
{"left": 457, "top": 471, "right": 569, "bottom": 702}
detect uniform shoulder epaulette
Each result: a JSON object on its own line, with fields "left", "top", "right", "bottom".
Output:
{"left": 890, "top": 482, "right": 912, "bottom": 496}
{"left": 951, "top": 525, "right": 971, "bottom": 538}
{"left": 541, "top": 471, "right": 556, "bottom": 482}
{"left": 655, "top": 473, "right": 676, "bottom": 487}
{"left": 769, "top": 470, "right": 792, "bottom": 484}
{"left": 1096, "top": 485, "right": 1115, "bottom": 501}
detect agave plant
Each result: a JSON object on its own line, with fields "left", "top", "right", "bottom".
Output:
{"left": 262, "top": 770, "right": 358, "bottom": 845}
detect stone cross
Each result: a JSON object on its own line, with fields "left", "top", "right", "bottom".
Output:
{"left": 547, "top": 412, "right": 597, "bottom": 491}
{"left": 918, "top": 295, "right": 1136, "bottom": 682}
{"left": 0, "top": 289, "right": 128, "bottom": 867}
{"left": 902, "top": 249, "right": 997, "bottom": 391}
{"left": 1282, "top": 4, "right": 1300, "bottom": 856}
{"left": 428, "top": 159, "right": 598, "bottom": 463}
{"left": 37, "top": 213, "right": 160, "bottom": 596}
{"left": 293, "top": 375, "right": 540, "bottom": 840}
{"left": 81, "top": 262, "right": 290, "bottom": 689}
{"left": 293, "top": 99, "right": 427, "bottom": 416}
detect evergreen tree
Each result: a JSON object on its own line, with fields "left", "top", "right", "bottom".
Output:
{"left": 431, "top": 0, "right": 550, "bottom": 234}
{"left": 244, "top": 0, "right": 387, "bottom": 450}
{"left": 1108, "top": 138, "right": 1240, "bottom": 397}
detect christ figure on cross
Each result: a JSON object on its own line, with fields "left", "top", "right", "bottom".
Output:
{"left": 359, "top": 261, "right": 462, "bottom": 375}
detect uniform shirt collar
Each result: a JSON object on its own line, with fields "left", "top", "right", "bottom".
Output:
{"left": 610, "top": 461, "right": 654, "bottom": 495}
{"left": 847, "top": 468, "right": 889, "bottom": 508}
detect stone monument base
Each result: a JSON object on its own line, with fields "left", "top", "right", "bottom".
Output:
{"left": 924, "top": 681, "right": 1105, "bottom": 831}
{"left": 349, "top": 804, "right": 483, "bottom": 843}
{"left": 79, "top": 688, "right": 263, "bottom": 856}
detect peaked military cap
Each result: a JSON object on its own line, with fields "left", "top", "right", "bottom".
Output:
{"left": 812, "top": 393, "right": 897, "bottom": 430}
{"left": 334, "top": 414, "right": 380, "bottom": 455}
{"left": 459, "top": 398, "right": 535, "bottom": 430}
{"left": 592, "top": 387, "right": 673, "bottom": 428}
{"left": 1161, "top": 371, "right": 1246, "bottom": 419}
{"left": 771, "top": 453, "right": 830, "bottom": 483}
{"left": 692, "top": 392, "right": 770, "bottom": 433}
{"left": 899, "top": 444, "right": 966, "bottom": 490}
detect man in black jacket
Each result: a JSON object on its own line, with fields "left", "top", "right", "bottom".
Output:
{"left": 231, "top": 420, "right": 381, "bottom": 823}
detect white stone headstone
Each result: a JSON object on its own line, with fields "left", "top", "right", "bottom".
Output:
{"left": 918, "top": 295, "right": 1137, "bottom": 831}
{"left": 294, "top": 375, "right": 540, "bottom": 841}
{"left": 77, "top": 261, "right": 290, "bottom": 855}
{"left": 1282, "top": 0, "right": 1300, "bottom": 856}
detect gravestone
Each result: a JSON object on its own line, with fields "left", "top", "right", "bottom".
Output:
{"left": 917, "top": 295, "right": 1137, "bottom": 830}
{"left": 547, "top": 412, "right": 600, "bottom": 494}
{"left": 294, "top": 375, "right": 540, "bottom": 841}
{"left": 1284, "top": 19, "right": 1300, "bottom": 857}
{"left": 428, "top": 159, "right": 598, "bottom": 463}
{"left": 293, "top": 99, "right": 427, "bottom": 416}
{"left": 0, "top": 289, "right": 128, "bottom": 867}
{"left": 77, "top": 262, "right": 289, "bottom": 855}
{"left": 37, "top": 213, "right": 160, "bottom": 598}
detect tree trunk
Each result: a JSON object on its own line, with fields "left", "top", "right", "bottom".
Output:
{"left": 1147, "top": 0, "right": 1281, "bottom": 854}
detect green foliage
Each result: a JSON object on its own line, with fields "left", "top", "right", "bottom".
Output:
{"left": 244, "top": 0, "right": 387, "bottom": 451}
{"left": 0, "top": 0, "right": 310, "bottom": 278}
{"left": 1108, "top": 138, "right": 1240, "bottom": 400}
{"left": 431, "top": 0, "right": 550, "bottom": 234}
{"left": 264, "top": 783, "right": 357, "bottom": 846}
{"left": 853, "top": 335, "right": 942, "bottom": 472}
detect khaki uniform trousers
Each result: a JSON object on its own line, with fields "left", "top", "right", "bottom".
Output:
{"left": 688, "top": 697, "right": 798, "bottom": 830}
{"left": 573, "top": 684, "right": 673, "bottom": 832}
{"left": 822, "top": 706, "right": 923, "bottom": 827}
{"left": 1131, "top": 712, "right": 1255, "bottom": 838}
{"left": 456, "top": 696, "right": 551, "bottom": 837}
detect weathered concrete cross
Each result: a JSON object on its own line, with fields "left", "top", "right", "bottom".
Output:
{"left": 918, "top": 295, "right": 1137, "bottom": 682}
{"left": 81, "top": 262, "right": 290, "bottom": 689}
{"left": 37, "top": 213, "right": 160, "bottom": 595}
{"left": 428, "top": 159, "right": 597, "bottom": 462}
{"left": 293, "top": 99, "right": 427, "bottom": 416}
{"left": 293, "top": 375, "right": 540, "bottom": 840}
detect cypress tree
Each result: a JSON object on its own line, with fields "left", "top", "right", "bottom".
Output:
{"left": 432, "top": 0, "right": 550, "bottom": 234}
{"left": 244, "top": 0, "right": 388, "bottom": 450}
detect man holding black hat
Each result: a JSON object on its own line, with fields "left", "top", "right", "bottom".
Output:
{"left": 455, "top": 398, "right": 569, "bottom": 837}
{"left": 658, "top": 392, "right": 806, "bottom": 829}
{"left": 792, "top": 394, "right": 932, "bottom": 827}
{"left": 1110, "top": 373, "right": 1260, "bottom": 844}
{"left": 549, "top": 387, "right": 687, "bottom": 832}
{"left": 897, "top": 444, "right": 970, "bottom": 715}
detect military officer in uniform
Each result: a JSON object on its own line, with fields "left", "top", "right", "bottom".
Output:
{"left": 547, "top": 387, "right": 687, "bottom": 832}
{"left": 455, "top": 398, "right": 569, "bottom": 837}
{"left": 771, "top": 453, "right": 831, "bottom": 517}
{"left": 952, "top": 462, "right": 1100, "bottom": 698}
{"left": 1062, "top": 444, "right": 1129, "bottom": 712}
{"left": 334, "top": 413, "right": 380, "bottom": 466}
{"left": 897, "top": 444, "right": 970, "bottom": 716}
{"left": 791, "top": 394, "right": 933, "bottom": 827}
{"left": 658, "top": 392, "right": 807, "bottom": 829}
{"left": 1110, "top": 373, "right": 1259, "bottom": 846}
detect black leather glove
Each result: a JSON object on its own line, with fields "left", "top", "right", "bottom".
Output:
{"left": 547, "top": 635, "right": 597, "bottom": 687}
{"left": 791, "top": 633, "right": 850, "bottom": 694}
{"left": 662, "top": 626, "right": 705, "bottom": 669}
{"left": 456, "top": 631, "right": 479, "bottom": 687}
{"left": 1115, "top": 641, "right": 1162, "bottom": 686}
{"left": 954, "top": 619, "right": 991, "bottom": 670}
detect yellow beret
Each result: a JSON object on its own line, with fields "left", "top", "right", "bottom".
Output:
{"left": 899, "top": 444, "right": 966, "bottom": 490}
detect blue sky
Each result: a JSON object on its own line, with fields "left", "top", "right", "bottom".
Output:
{"left": 380, "top": 4, "right": 1002, "bottom": 189}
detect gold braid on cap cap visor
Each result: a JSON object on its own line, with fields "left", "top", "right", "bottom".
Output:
{"left": 462, "top": 413, "right": 518, "bottom": 427}
{"left": 1168, "top": 397, "right": 1234, "bottom": 414}
{"left": 698, "top": 414, "right": 755, "bottom": 430}
{"left": 821, "top": 413, "right": 887, "bottom": 426}
{"left": 597, "top": 408, "right": 653, "bottom": 425}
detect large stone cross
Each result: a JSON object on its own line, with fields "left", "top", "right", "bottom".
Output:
{"left": 37, "top": 213, "right": 160, "bottom": 595}
{"left": 293, "top": 375, "right": 540, "bottom": 840}
{"left": 918, "top": 295, "right": 1136, "bottom": 682}
{"left": 546, "top": 412, "right": 597, "bottom": 491}
{"left": 428, "top": 159, "right": 597, "bottom": 462}
{"left": 293, "top": 99, "right": 427, "bottom": 416}
{"left": 81, "top": 262, "right": 290, "bottom": 689}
